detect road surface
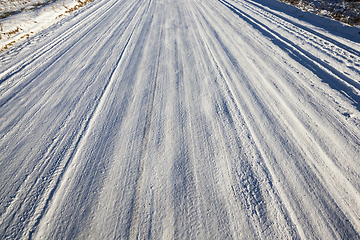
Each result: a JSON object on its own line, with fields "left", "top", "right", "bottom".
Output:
{"left": 1, "top": 0, "right": 360, "bottom": 238}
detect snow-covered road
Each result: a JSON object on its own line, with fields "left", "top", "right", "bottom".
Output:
{"left": 1, "top": 0, "right": 360, "bottom": 238}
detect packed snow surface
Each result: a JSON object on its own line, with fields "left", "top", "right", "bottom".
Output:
{"left": 1, "top": 0, "right": 360, "bottom": 238}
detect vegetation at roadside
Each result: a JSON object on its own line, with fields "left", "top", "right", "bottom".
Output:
{"left": 0, "top": 0, "right": 92, "bottom": 20}
{"left": 1, "top": 0, "right": 59, "bottom": 19}
{"left": 279, "top": 0, "right": 360, "bottom": 26}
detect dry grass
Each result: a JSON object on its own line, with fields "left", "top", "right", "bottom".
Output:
{"left": 0, "top": 26, "right": 22, "bottom": 40}
{"left": 1, "top": 40, "right": 16, "bottom": 50}
{"left": 54, "top": 0, "right": 92, "bottom": 19}
{"left": 64, "top": 0, "right": 92, "bottom": 14}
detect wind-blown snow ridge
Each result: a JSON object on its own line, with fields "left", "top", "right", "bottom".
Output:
{"left": 0, "top": 0, "right": 360, "bottom": 239}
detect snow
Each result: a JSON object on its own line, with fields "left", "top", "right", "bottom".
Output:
{"left": 0, "top": 0, "right": 93, "bottom": 51}
{"left": 1, "top": 0, "right": 360, "bottom": 238}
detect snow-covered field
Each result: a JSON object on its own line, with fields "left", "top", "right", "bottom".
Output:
{"left": 1, "top": 0, "right": 360, "bottom": 238}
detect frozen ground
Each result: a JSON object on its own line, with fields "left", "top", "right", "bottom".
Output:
{"left": 1, "top": 0, "right": 360, "bottom": 239}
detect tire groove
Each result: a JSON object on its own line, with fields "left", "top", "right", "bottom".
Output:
{"left": 218, "top": 0, "right": 360, "bottom": 110}
{"left": 23, "top": 12, "right": 141, "bottom": 240}
{"left": 0, "top": 1, "right": 144, "bottom": 237}
{"left": 128, "top": 10, "right": 164, "bottom": 239}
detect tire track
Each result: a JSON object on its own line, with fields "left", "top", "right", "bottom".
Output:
{"left": 217, "top": 0, "right": 360, "bottom": 109}
{"left": 0, "top": 0, "right": 137, "bottom": 108}
{"left": 33, "top": 1, "right": 159, "bottom": 238}
{"left": 188, "top": 0, "right": 301, "bottom": 237}
{"left": 1, "top": 0, "right": 360, "bottom": 238}
{"left": 29, "top": 22, "right": 141, "bottom": 240}
{"left": 0, "top": 0, "right": 122, "bottom": 77}
{"left": 128, "top": 7, "right": 164, "bottom": 239}
{"left": 191, "top": 0, "right": 360, "bottom": 237}
{"left": 238, "top": 0, "right": 360, "bottom": 79}
{"left": 0, "top": 1, "right": 144, "bottom": 238}
{"left": 0, "top": 0, "right": 142, "bottom": 150}
{"left": 244, "top": 0, "right": 360, "bottom": 57}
